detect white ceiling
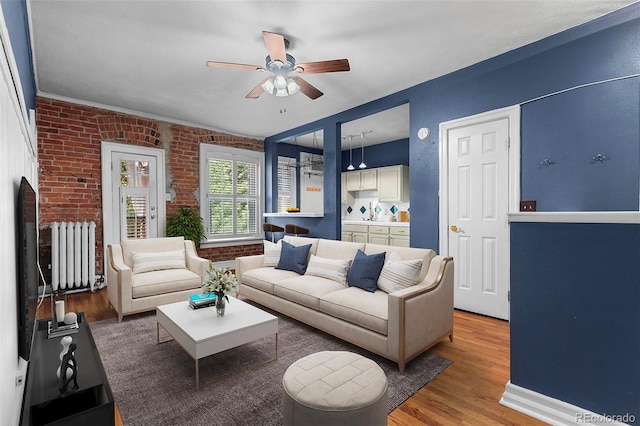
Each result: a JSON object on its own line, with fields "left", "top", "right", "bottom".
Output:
{"left": 28, "top": 0, "right": 637, "bottom": 148}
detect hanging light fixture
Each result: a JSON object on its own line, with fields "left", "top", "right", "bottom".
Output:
{"left": 358, "top": 132, "right": 367, "bottom": 169}
{"left": 347, "top": 136, "right": 355, "bottom": 170}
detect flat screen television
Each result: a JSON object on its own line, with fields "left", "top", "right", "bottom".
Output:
{"left": 16, "top": 176, "right": 40, "bottom": 361}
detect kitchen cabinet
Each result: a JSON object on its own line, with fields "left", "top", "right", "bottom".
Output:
{"left": 342, "top": 224, "right": 368, "bottom": 243}
{"left": 389, "top": 226, "right": 410, "bottom": 247}
{"left": 344, "top": 169, "right": 377, "bottom": 191}
{"left": 341, "top": 173, "right": 354, "bottom": 204}
{"left": 377, "top": 165, "right": 409, "bottom": 202}
{"left": 368, "top": 225, "right": 390, "bottom": 245}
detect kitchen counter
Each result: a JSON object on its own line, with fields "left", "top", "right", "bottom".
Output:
{"left": 264, "top": 212, "right": 324, "bottom": 218}
{"left": 342, "top": 220, "right": 410, "bottom": 227}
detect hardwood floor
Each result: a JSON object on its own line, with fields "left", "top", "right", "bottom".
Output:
{"left": 40, "top": 289, "right": 545, "bottom": 425}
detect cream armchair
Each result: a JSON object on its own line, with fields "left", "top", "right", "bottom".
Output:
{"left": 107, "top": 236, "right": 209, "bottom": 322}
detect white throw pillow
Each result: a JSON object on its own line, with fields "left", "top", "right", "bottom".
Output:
{"left": 305, "top": 255, "right": 352, "bottom": 285}
{"left": 377, "top": 251, "right": 423, "bottom": 293}
{"left": 131, "top": 249, "right": 186, "bottom": 274}
{"left": 263, "top": 240, "right": 282, "bottom": 267}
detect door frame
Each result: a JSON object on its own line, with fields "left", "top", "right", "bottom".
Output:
{"left": 100, "top": 141, "right": 167, "bottom": 269}
{"left": 438, "top": 105, "right": 521, "bottom": 295}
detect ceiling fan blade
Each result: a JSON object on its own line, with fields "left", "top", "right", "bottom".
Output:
{"left": 245, "top": 78, "right": 270, "bottom": 99}
{"left": 296, "top": 77, "right": 323, "bottom": 100}
{"left": 294, "top": 59, "right": 350, "bottom": 74}
{"left": 206, "top": 61, "right": 265, "bottom": 71}
{"left": 262, "top": 31, "right": 287, "bottom": 63}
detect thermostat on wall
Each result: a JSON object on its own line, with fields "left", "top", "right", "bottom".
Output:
{"left": 417, "top": 127, "right": 430, "bottom": 140}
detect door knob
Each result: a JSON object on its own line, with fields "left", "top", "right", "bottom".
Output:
{"left": 450, "top": 225, "right": 458, "bottom": 232}
{"left": 151, "top": 215, "right": 156, "bottom": 219}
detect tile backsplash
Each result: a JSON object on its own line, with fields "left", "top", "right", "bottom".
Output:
{"left": 342, "top": 190, "right": 410, "bottom": 222}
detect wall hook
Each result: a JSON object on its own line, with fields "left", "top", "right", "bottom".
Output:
{"left": 539, "top": 158, "right": 555, "bottom": 168}
{"left": 591, "top": 153, "right": 610, "bottom": 164}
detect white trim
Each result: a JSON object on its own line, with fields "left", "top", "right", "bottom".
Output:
{"left": 508, "top": 211, "right": 640, "bottom": 224}
{"left": 211, "top": 260, "right": 236, "bottom": 269}
{"left": 500, "top": 381, "right": 633, "bottom": 426}
{"left": 438, "top": 105, "right": 521, "bottom": 256}
{"left": 199, "top": 143, "right": 265, "bottom": 243}
{"left": 0, "top": 2, "right": 36, "bottom": 155}
{"left": 38, "top": 92, "right": 261, "bottom": 142}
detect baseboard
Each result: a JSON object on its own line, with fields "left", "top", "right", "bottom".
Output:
{"left": 500, "top": 381, "right": 632, "bottom": 425}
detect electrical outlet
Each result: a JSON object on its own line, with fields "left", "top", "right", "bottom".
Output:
{"left": 520, "top": 200, "right": 537, "bottom": 212}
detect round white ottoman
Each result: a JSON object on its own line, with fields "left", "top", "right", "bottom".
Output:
{"left": 282, "top": 351, "right": 388, "bottom": 426}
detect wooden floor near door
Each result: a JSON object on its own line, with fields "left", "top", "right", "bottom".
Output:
{"left": 38, "top": 289, "right": 544, "bottom": 425}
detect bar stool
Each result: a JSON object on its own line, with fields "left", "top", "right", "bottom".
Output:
{"left": 285, "top": 224, "right": 309, "bottom": 237}
{"left": 263, "top": 223, "right": 284, "bottom": 243}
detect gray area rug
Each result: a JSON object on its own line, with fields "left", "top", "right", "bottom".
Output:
{"left": 90, "top": 302, "right": 451, "bottom": 426}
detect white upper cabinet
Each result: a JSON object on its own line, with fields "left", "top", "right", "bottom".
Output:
{"left": 344, "top": 169, "right": 377, "bottom": 191}
{"left": 377, "top": 165, "right": 409, "bottom": 202}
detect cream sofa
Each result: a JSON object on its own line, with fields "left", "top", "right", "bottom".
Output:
{"left": 235, "top": 236, "right": 454, "bottom": 373}
{"left": 107, "top": 236, "right": 209, "bottom": 322}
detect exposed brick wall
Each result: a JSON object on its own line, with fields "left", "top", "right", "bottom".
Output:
{"left": 37, "top": 97, "right": 264, "bottom": 274}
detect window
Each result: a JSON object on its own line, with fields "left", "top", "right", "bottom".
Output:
{"left": 277, "top": 156, "right": 297, "bottom": 212}
{"left": 199, "top": 144, "right": 264, "bottom": 243}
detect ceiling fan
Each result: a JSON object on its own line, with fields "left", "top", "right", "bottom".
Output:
{"left": 206, "top": 31, "right": 350, "bottom": 100}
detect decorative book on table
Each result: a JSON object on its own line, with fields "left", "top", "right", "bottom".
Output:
{"left": 189, "top": 293, "right": 216, "bottom": 309}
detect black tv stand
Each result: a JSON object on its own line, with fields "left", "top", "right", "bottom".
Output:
{"left": 21, "top": 313, "right": 114, "bottom": 426}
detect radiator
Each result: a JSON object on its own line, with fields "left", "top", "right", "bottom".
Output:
{"left": 50, "top": 221, "right": 97, "bottom": 291}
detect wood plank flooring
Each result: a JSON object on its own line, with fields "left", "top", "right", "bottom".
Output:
{"left": 39, "top": 289, "right": 545, "bottom": 425}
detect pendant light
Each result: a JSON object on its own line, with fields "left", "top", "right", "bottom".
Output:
{"left": 347, "top": 135, "right": 355, "bottom": 170}
{"left": 358, "top": 132, "right": 367, "bottom": 169}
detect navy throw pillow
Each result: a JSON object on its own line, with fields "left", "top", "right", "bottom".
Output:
{"left": 346, "top": 250, "right": 386, "bottom": 292}
{"left": 275, "top": 241, "right": 312, "bottom": 274}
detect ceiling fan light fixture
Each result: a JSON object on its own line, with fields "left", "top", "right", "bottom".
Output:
{"left": 286, "top": 78, "right": 300, "bottom": 95}
{"left": 261, "top": 77, "right": 275, "bottom": 94}
{"left": 275, "top": 88, "right": 288, "bottom": 97}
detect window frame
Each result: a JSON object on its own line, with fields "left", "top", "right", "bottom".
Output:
{"left": 277, "top": 156, "right": 297, "bottom": 212}
{"left": 199, "top": 143, "right": 264, "bottom": 247}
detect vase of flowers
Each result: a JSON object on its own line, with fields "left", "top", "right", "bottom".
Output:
{"left": 201, "top": 264, "right": 238, "bottom": 317}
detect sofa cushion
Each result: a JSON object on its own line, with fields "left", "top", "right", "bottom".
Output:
{"left": 319, "top": 287, "right": 388, "bottom": 335}
{"left": 131, "top": 249, "right": 186, "bottom": 274}
{"left": 131, "top": 268, "right": 200, "bottom": 298}
{"left": 263, "top": 240, "right": 282, "bottom": 267}
{"left": 240, "top": 267, "right": 300, "bottom": 294}
{"left": 305, "top": 255, "right": 351, "bottom": 285}
{"left": 364, "top": 243, "right": 435, "bottom": 283}
{"left": 346, "top": 250, "right": 386, "bottom": 293}
{"left": 121, "top": 236, "right": 186, "bottom": 269}
{"left": 276, "top": 241, "right": 312, "bottom": 274}
{"left": 377, "top": 251, "right": 424, "bottom": 293}
{"left": 283, "top": 236, "right": 320, "bottom": 256}
{"left": 315, "top": 239, "right": 364, "bottom": 260}
{"left": 274, "top": 275, "right": 345, "bottom": 310}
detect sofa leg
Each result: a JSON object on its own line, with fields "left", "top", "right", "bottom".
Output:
{"left": 398, "top": 361, "right": 405, "bottom": 375}
{"left": 449, "top": 333, "right": 454, "bottom": 343}
{"left": 118, "top": 313, "right": 123, "bottom": 323}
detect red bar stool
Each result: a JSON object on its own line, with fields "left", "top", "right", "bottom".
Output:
{"left": 263, "top": 223, "right": 284, "bottom": 243}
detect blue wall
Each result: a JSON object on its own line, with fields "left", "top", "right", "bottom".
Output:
{"left": 340, "top": 138, "right": 409, "bottom": 172}
{"left": 511, "top": 222, "right": 639, "bottom": 418}
{"left": 1, "top": 0, "right": 36, "bottom": 114}
{"left": 266, "top": 3, "right": 640, "bottom": 420}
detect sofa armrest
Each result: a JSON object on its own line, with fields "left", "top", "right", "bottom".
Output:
{"left": 235, "top": 255, "right": 266, "bottom": 282}
{"left": 387, "top": 255, "right": 454, "bottom": 373}
{"left": 184, "top": 240, "right": 209, "bottom": 281}
{"left": 106, "top": 244, "right": 133, "bottom": 322}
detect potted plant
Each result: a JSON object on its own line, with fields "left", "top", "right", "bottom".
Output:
{"left": 201, "top": 264, "right": 239, "bottom": 316}
{"left": 166, "top": 206, "right": 206, "bottom": 246}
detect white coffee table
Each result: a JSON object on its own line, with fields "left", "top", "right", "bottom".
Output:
{"left": 156, "top": 297, "right": 278, "bottom": 390}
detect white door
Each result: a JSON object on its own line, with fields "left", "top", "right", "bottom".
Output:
{"left": 101, "top": 142, "right": 166, "bottom": 280}
{"left": 440, "top": 106, "right": 520, "bottom": 320}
